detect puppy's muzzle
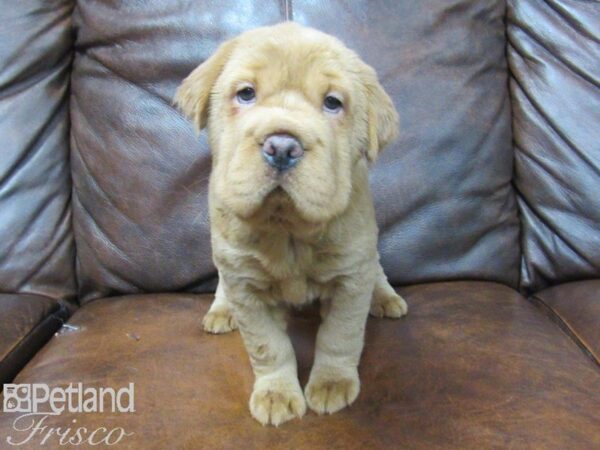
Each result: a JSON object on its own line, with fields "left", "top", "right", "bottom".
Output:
{"left": 262, "top": 133, "right": 304, "bottom": 171}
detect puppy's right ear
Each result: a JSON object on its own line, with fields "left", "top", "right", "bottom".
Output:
{"left": 174, "top": 38, "right": 237, "bottom": 131}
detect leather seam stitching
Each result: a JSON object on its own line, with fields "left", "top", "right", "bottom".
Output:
{"left": 529, "top": 294, "right": 600, "bottom": 369}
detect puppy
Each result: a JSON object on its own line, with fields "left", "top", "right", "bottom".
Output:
{"left": 175, "top": 22, "right": 407, "bottom": 426}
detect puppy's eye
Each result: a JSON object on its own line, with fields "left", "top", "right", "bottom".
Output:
{"left": 236, "top": 87, "right": 256, "bottom": 104}
{"left": 323, "top": 95, "right": 343, "bottom": 113}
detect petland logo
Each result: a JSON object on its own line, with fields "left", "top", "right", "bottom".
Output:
{"left": 3, "top": 383, "right": 135, "bottom": 446}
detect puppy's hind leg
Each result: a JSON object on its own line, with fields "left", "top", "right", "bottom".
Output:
{"left": 369, "top": 260, "right": 408, "bottom": 318}
{"left": 202, "top": 277, "right": 238, "bottom": 334}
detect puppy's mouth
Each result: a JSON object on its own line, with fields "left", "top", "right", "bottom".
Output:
{"left": 264, "top": 184, "right": 294, "bottom": 208}
{"left": 270, "top": 185, "right": 290, "bottom": 198}
{"left": 245, "top": 185, "right": 303, "bottom": 223}
{"left": 263, "top": 163, "right": 295, "bottom": 192}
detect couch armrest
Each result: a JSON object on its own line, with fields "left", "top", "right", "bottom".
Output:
{"left": 0, "top": 294, "right": 71, "bottom": 383}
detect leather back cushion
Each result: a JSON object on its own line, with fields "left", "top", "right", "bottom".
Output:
{"left": 0, "top": 0, "right": 76, "bottom": 300}
{"left": 71, "top": 0, "right": 519, "bottom": 302}
{"left": 508, "top": 0, "right": 600, "bottom": 291}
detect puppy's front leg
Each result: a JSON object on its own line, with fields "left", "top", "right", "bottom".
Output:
{"left": 305, "top": 276, "right": 373, "bottom": 415}
{"left": 226, "top": 283, "right": 306, "bottom": 426}
{"left": 202, "top": 278, "right": 237, "bottom": 334}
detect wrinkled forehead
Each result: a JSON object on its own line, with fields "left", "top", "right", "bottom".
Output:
{"left": 222, "top": 32, "right": 355, "bottom": 94}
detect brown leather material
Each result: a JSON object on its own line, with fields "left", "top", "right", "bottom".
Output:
{"left": 507, "top": 1, "right": 600, "bottom": 292}
{"left": 293, "top": 1, "right": 520, "bottom": 288}
{"left": 70, "top": 1, "right": 284, "bottom": 302}
{"left": 70, "top": 0, "right": 519, "bottom": 303}
{"left": 2, "top": 282, "right": 598, "bottom": 448}
{"left": 531, "top": 280, "right": 600, "bottom": 365}
{"left": 0, "top": 1, "right": 77, "bottom": 300}
{"left": 0, "top": 294, "right": 70, "bottom": 383}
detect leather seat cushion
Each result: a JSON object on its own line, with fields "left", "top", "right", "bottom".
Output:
{"left": 531, "top": 280, "right": 600, "bottom": 364}
{"left": 1, "top": 282, "right": 598, "bottom": 448}
{"left": 0, "top": 294, "right": 69, "bottom": 383}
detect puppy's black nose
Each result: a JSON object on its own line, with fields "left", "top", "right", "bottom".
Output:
{"left": 262, "top": 134, "right": 304, "bottom": 171}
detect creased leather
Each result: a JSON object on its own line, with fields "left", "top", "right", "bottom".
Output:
{"left": 70, "top": 1, "right": 284, "bottom": 303}
{"left": 0, "top": 0, "right": 76, "bottom": 300}
{"left": 507, "top": 0, "right": 600, "bottom": 292}
{"left": 294, "top": 0, "right": 520, "bottom": 288}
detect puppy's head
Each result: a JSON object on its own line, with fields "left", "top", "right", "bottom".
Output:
{"left": 175, "top": 22, "right": 398, "bottom": 224}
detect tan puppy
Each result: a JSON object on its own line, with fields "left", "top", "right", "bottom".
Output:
{"left": 175, "top": 22, "right": 407, "bottom": 426}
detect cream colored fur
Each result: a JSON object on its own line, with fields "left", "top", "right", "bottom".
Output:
{"left": 175, "top": 22, "right": 407, "bottom": 426}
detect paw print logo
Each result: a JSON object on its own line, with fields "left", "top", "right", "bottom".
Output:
{"left": 3, "top": 384, "right": 31, "bottom": 413}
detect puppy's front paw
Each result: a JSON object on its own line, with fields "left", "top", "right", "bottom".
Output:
{"left": 202, "top": 308, "right": 237, "bottom": 334}
{"left": 249, "top": 376, "right": 306, "bottom": 426}
{"left": 370, "top": 291, "right": 408, "bottom": 318}
{"left": 305, "top": 367, "right": 359, "bottom": 415}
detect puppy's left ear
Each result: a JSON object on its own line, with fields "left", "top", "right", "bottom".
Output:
{"left": 174, "top": 38, "right": 238, "bottom": 131}
{"left": 361, "top": 64, "right": 399, "bottom": 162}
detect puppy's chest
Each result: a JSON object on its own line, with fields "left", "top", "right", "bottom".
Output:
{"left": 251, "top": 234, "right": 337, "bottom": 305}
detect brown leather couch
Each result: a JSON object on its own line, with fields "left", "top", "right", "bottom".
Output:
{"left": 1, "top": 1, "right": 599, "bottom": 448}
